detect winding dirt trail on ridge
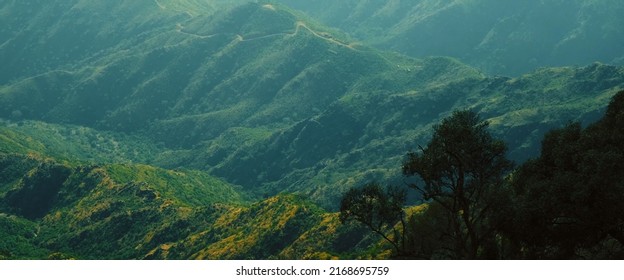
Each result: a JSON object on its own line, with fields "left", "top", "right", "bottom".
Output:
{"left": 157, "top": 1, "right": 360, "bottom": 51}
{"left": 174, "top": 20, "right": 360, "bottom": 51}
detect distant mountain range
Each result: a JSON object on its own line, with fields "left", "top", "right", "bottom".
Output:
{"left": 1, "top": 0, "right": 623, "bottom": 259}
{"left": 277, "top": 0, "right": 624, "bottom": 75}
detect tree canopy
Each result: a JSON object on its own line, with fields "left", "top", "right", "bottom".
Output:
{"left": 339, "top": 182, "right": 407, "bottom": 255}
{"left": 342, "top": 92, "right": 624, "bottom": 259}
{"left": 402, "top": 110, "right": 513, "bottom": 258}
{"left": 504, "top": 91, "right": 624, "bottom": 258}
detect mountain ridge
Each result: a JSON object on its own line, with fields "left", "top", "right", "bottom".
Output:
{"left": 2, "top": 2, "right": 624, "bottom": 207}
{"left": 276, "top": 0, "right": 624, "bottom": 75}
{"left": 1, "top": 1, "right": 624, "bottom": 259}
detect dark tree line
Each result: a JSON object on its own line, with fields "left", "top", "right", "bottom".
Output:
{"left": 340, "top": 91, "right": 624, "bottom": 259}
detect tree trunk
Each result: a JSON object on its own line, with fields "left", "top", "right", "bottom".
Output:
{"left": 454, "top": 152, "right": 479, "bottom": 258}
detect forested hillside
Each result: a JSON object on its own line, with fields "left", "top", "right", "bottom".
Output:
{"left": 1, "top": 0, "right": 623, "bottom": 259}
{"left": 2, "top": 1, "right": 622, "bottom": 207}
{"left": 0, "top": 152, "right": 383, "bottom": 259}
{"left": 277, "top": 0, "right": 624, "bottom": 75}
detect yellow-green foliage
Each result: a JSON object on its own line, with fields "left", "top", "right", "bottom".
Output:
{"left": 191, "top": 194, "right": 321, "bottom": 259}
{"left": 104, "top": 163, "right": 245, "bottom": 206}
{"left": 0, "top": 154, "right": 390, "bottom": 260}
{"left": 0, "top": 119, "right": 164, "bottom": 165}
{"left": 0, "top": 126, "right": 46, "bottom": 155}
{"left": 138, "top": 193, "right": 387, "bottom": 260}
{"left": 279, "top": 213, "right": 342, "bottom": 259}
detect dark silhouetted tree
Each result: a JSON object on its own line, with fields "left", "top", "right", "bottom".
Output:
{"left": 339, "top": 183, "right": 407, "bottom": 255}
{"left": 505, "top": 91, "right": 624, "bottom": 259}
{"left": 402, "top": 110, "right": 513, "bottom": 258}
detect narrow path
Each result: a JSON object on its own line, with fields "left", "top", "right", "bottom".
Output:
{"left": 292, "top": 21, "right": 358, "bottom": 50}
{"left": 7, "top": 69, "right": 76, "bottom": 88}
{"left": 158, "top": 3, "right": 361, "bottom": 51}
{"left": 262, "top": 4, "right": 276, "bottom": 11}
{"left": 175, "top": 23, "right": 217, "bottom": 39}
{"left": 154, "top": 0, "right": 165, "bottom": 10}
{"left": 0, "top": 38, "right": 15, "bottom": 50}
{"left": 154, "top": 0, "right": 194, "bottom": 18}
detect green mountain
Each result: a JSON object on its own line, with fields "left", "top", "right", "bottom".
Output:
{"left": 1, "top": 1, "right": 624, "bottom": 259}
{"left": 0, "top": 119, "right": 166, "bottom": 164}
{"left": 0, "top": 0, "right": 251, "bottom": 84}
{"left": 0, "top": 152, "right": 383, "bottom": 259}
{"left": 200, "top": 62, "right": 623, "bottom": 207}
{"left": 3, "top": 1, "right": 623, "bottom": 207}
{"left": 276, "top": 0, "right": 624, "bottom": 75}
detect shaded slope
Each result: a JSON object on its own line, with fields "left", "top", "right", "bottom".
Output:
{"left": 277, "top": 0, "right": 624, "bottom": 75}
{"left": 1, "top": 2, "right": 623, "bottom": 209}
{"left": 0, "top": 0, "right": 187, "bottom": 84}
{"left": 0, "top": 0, "right": 251, "bottom": 84}
{"left": 0, "top": 120, "right": 164, "bottom": 165}
{"left": 0, "top": 2, "right": 373, "bottom": 140}
{"left": 0, "top": 129, "right": 376, "bottom": 260}
{"left": 0, "top": 152, "right": 380, "bottom": 259}
{"left": 0, "top": 152, "right": 248, "bottom": 259}
{"left": 202, "top": 62, "right": 624, "bottom": 207}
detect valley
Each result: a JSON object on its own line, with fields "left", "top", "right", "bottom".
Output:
{"left": 1, "top": 0, "right": 623, "bottom": 259}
